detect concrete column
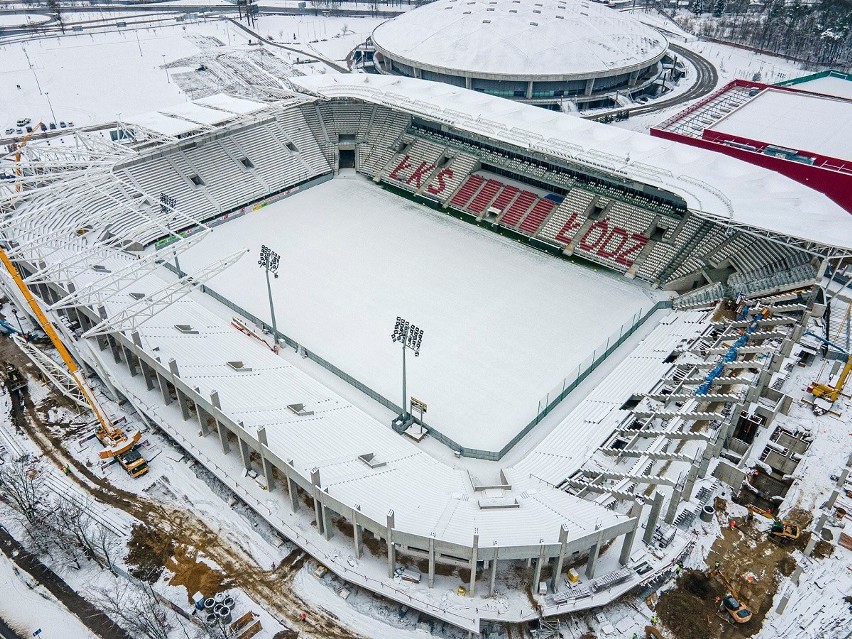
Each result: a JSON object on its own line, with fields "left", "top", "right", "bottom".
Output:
{"left": 211, "top": 391, "right": 229, "bottom": 454}
{"left": 643, "top": 492, "right": 665, "bottom": 545}
{"left": 468, "top": 532, "right": 478, "bottom": 597}
{"left": 96, "top": 306, "right": 108, "bottom": 351}
{"left": 257, "top": 427, "right": 274, "bottom": 491}
{"left": 237, "top": 434, "right": 251, "bottom": 471}
{"left": 123, "top": 345, "right": 138, "bottom": 376}
{"left": 489, "top": 543, "right": 498, "bottom": 596}
{"left": 321, "top": 503, "right": 333, "bottom": 541}
{"left": 664, "top": 485, "right": 683, "bottom": 525}
{"left": 619, "top": 502, "right": 643, "bottom": 566}
{"left": 628, "top": 69, "right": 640, "bottom": 87}
{"left": 196, "top": 404, "right": 210, "bottom": 436}
{"left": 584, "top": 77, "right": 594, "bottom": 96}
{"left": 387, "top": 510, "right": 396, "bottom": 578}
{"left": 585, "top": 533, "right": 602, "bottom": 579}
{"left": 526, "top": 81, "right": 533, "bottom": 99}
{"left": 532, "top": 543, "right": 545, "bottom": 595}
{"left": 353, "top": 510, "right": 363, "bottom": 559}
{"left": 311, "top": 468, "right": 324, "bottom": 536}
{"left": 140, "top": 360, "right": 156, "bottom": 390}
{"left": 286, "top": 468, "right": 299, "bottom": 513}
{"left": 465, "top": 76, "right": 472, "bottom": 90}
{"left": 169, "top": 359, "right": 190, "bottom": 420}
{"left": 682, "top": 464, "right": 699, "bottom": 502}
{"left": 428, "top": 535, "right": 436, "bottom": 588}
{"left": 106, "top": 335, "right": 122, "bottom": 364}
{"left": 551, "top": 524, "right": 569, "bottom": 592}
{"left": 825, "top": 489, "right": 840, "bottom": 511}
{"left": 156, "top": 371, "right": 172, "bottom": 405}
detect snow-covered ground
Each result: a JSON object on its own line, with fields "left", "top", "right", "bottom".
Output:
{"left": 0, "top": 553, "right": 99, "bottom": 639}
{"left": 177, "top": 173, "right": 662, "bottom": 451}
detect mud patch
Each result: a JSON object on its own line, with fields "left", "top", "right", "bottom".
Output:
{"left": 126, "top": 524, "right": 175, "bottom": 583}
{"left": 166, "top": 545, "right": 232, "bottom": 603}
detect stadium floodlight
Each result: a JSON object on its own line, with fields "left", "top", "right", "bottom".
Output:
{"left": 391, "top": 316, "right": 424, "bottom": 420}
{"left": 258, "top": 244, "right": 281, "bottom": 351}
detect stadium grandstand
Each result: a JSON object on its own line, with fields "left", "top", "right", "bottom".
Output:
{"left": 363, "top": 0, "right": 672, "bottom": 109}
{"left": 1, "top": 76, "right": 851, "bottom": 633}
{"left": 652, "top": 75, "right": 852, "bottom": 213}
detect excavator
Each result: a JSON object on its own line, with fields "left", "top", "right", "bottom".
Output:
{"left": 711, "top": 569, "right": 753, "bottom": 624}
{"left": 746, "top": 505, "right": 801, "bottom": 541}
{"left": 0, "top": 247, "right": 149, "bottom": 477}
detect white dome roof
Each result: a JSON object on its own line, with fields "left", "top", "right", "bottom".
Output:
{"left": 372, "top": 0, "right": 669, "bottom": 80}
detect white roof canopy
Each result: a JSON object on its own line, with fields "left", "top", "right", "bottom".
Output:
{"left": 293, "top": 74, "right": 852, "bottom": 251}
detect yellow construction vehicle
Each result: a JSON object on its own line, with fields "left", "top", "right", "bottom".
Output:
{"left": 0, "top": 249, "right": 148, "bottom": 477}
{"left": 711, "top": 570, "right": 753, "bottom": 624}
{"left": 13, "top": 121, "right": 43, "bottom": 193}
{"left": 809, "top": 355, "right": 852, "bottom": 405}
{"left": 768, "top": 518, "right": 800, "bottom": 542}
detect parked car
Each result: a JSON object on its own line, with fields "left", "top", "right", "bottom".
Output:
{"left": 39, "top": 123, "right": 47, "bottom": 131}
{"left": 15, "top": 118, "right": 30, "bottom": 127}
{"left": 25, "top": 126, "right": 32, "bottom": 133}
{"left": 49, "top": 123, "right": 57, "bottom": 130}
{"left": 59, "top": 121, "right": 67, "bottom": 128}
{"left": 4, "top": 128, "right": 14, "bottom": 136}
{"left": 67, "top": 121, "right": 75, "bottom": 127}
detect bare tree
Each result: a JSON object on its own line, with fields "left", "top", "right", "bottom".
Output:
{"left": 91, "top": 582, "right": 174, "bottom": 639}
{"left": 0, "top": 457, "right": 53, "bottom": 550}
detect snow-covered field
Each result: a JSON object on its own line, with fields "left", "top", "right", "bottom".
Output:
{"left": 177, "top": 174, "right": 662, "bottom": 451}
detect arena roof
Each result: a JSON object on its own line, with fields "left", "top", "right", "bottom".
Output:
{"left": 292, "top": 74, "right": 852, "bottom": 252}
{"left": 707, "top": 88, "right": 852, "bottom": 161}
{"left": 777, "top": 70, "right": 852, "bottom": 100}
{"left": 370, "top": 0, "right": 668, "bottom": 80}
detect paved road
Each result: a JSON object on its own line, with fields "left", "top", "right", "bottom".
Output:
{"left": 0, "top": 526, "right": 132, "bottom": 639}
{"left": 625, "top": 43, "right": 719, "bottom": 119}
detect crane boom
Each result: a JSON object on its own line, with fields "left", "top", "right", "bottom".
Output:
{"left": 0, "top": 246, "right": 144, "bottom": 467}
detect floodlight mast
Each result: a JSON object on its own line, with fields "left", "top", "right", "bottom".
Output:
{"left": 259, "top": 244, "right": 280, "bottom": 351}
{"left": 391, "top": 317, "right": 423, "bottom": 420}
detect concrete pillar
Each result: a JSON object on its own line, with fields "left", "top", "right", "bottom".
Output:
{"left": 825, "top": 489, "right": 840, "bottom": 511}
{"left": 311, "top": 468, "right": 324, "bottom": 536}
{"left": 682, "top": 464, "right": 699, "bottom": 502}
{"left": 123, "top": 345, "right": 138, "bottom": 376}
{"left": 257, "top": 427, "right": 274, "bottom": 491}
{"left": 237, "top": 434, "right": 251, "bottom": 471}
{"left": 211, "top": 391, "right": 229, "bottom": 454}
{"left": 353, "top": 510, "right": 363, "bottom": 559}
{"left": 465, "top": 76, "right": 472, "bottom": 90}
{"left": 619, "top": 502, "right": 643, "bottom": 566}
{"left": 532, "top": 543, "right": 545, "bottom": 595}
{"left": 169, "top": 359, "right": 190, "bottom": 420}
{"left": 196, "top": 404, "right": 210, "bottom": 436}
{"left": 156, "top": 371, "right": 172, "bottom": 405}
{"left": 322, "top": 503, "right": 333, "bottom": 541}
{"left": 468, "top": 532, "right": 478, "bottom": 597}
{"left": 663, "top": 485, "right": 683, "bottom": 525}
{"left": 286, "top": 467, "right": 299, "bottom": 513}
{"left": 526, "top": 81, "right": 533, "bottom": 100}
{"left": 489, "top": 543, "right": 498, "bottom": 596}
{"left": 584, "top": 77, "right": 594, "bottom": 96}
{"left": 107, "top": 334, "right": 122, "bottom": 364}
{"left": 643, "top": 492, "right": 665, "bottom": 545}
{"left": 428, "top": 535, "right": 436, "bottom": 588}
{"left": 139, "top": 360, "right": 156, "bottom": 391}
{"left": 551, "top": 524, "right": 569, "bottom": 592}
{"left": 387, "top": 510, "right": 396, "bottom": 578}
{"left": 628, "top": 69, "right": 640, "bottom": 87}
{"left": 585, "top": 533, "right": 602, "bottom": 579}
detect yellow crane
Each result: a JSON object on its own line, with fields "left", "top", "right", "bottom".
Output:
{"left": 0, "top": 248, "right": 148, "bottom": 477}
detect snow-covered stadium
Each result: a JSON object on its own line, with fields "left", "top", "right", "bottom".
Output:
{"left": 367, "top": 0, "right": 671, "bottom": 108}
{"left": 2, "top": 70, "right": 852, "bottom": 634}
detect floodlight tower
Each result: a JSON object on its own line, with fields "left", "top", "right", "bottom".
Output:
{"left": 258, "top": 244, "right": 280, "bottom": 348}
{"left": 391, "top": 317, "right": 423, "bottom": 420}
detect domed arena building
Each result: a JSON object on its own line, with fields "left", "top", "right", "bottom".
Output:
{"left": 368, "top": 0, "right": 671, "bottom": 109}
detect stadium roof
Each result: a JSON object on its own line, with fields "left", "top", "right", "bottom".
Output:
{"left": 370, "top": 0, "right": 668, "bottom": 80}
{"left": 707, "top": 88, "right": 852, "bottom": 161}
{"left": 777, "top": 70, "right": 852, "bottom": 100}
{"left": 293, "top": 74, "right": 852, "bottom": 251}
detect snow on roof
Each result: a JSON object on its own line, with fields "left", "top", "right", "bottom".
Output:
{"left": 124, "top": 111, "right": 201, "bottom": 137}
{"left": 194, "top": 93, "right": 267, "bottom": 115}
{"left": 783, "top": 74, "right": 852, "bottom": 100}
{"left": 73, "top": 249, "right": 628, "bottom": 548}
{"left": 158, "top": 102, "right": 238, "bottom": 126}
{"left": 371, "top": 0, "right": 668, "bottom": 79}
{"left": 708, "top": 88, "right": 852, "bottom": 161}
{"left": 292, "top": 74, "right": 852, "bottom": 251}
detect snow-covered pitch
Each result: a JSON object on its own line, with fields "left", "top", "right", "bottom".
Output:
{"left": 178, "top": 175, "right": 662, "bottom": 452}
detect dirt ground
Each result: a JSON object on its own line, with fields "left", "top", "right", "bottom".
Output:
{"left": 656, "top": 499, "right": 803, "bottom": 639}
